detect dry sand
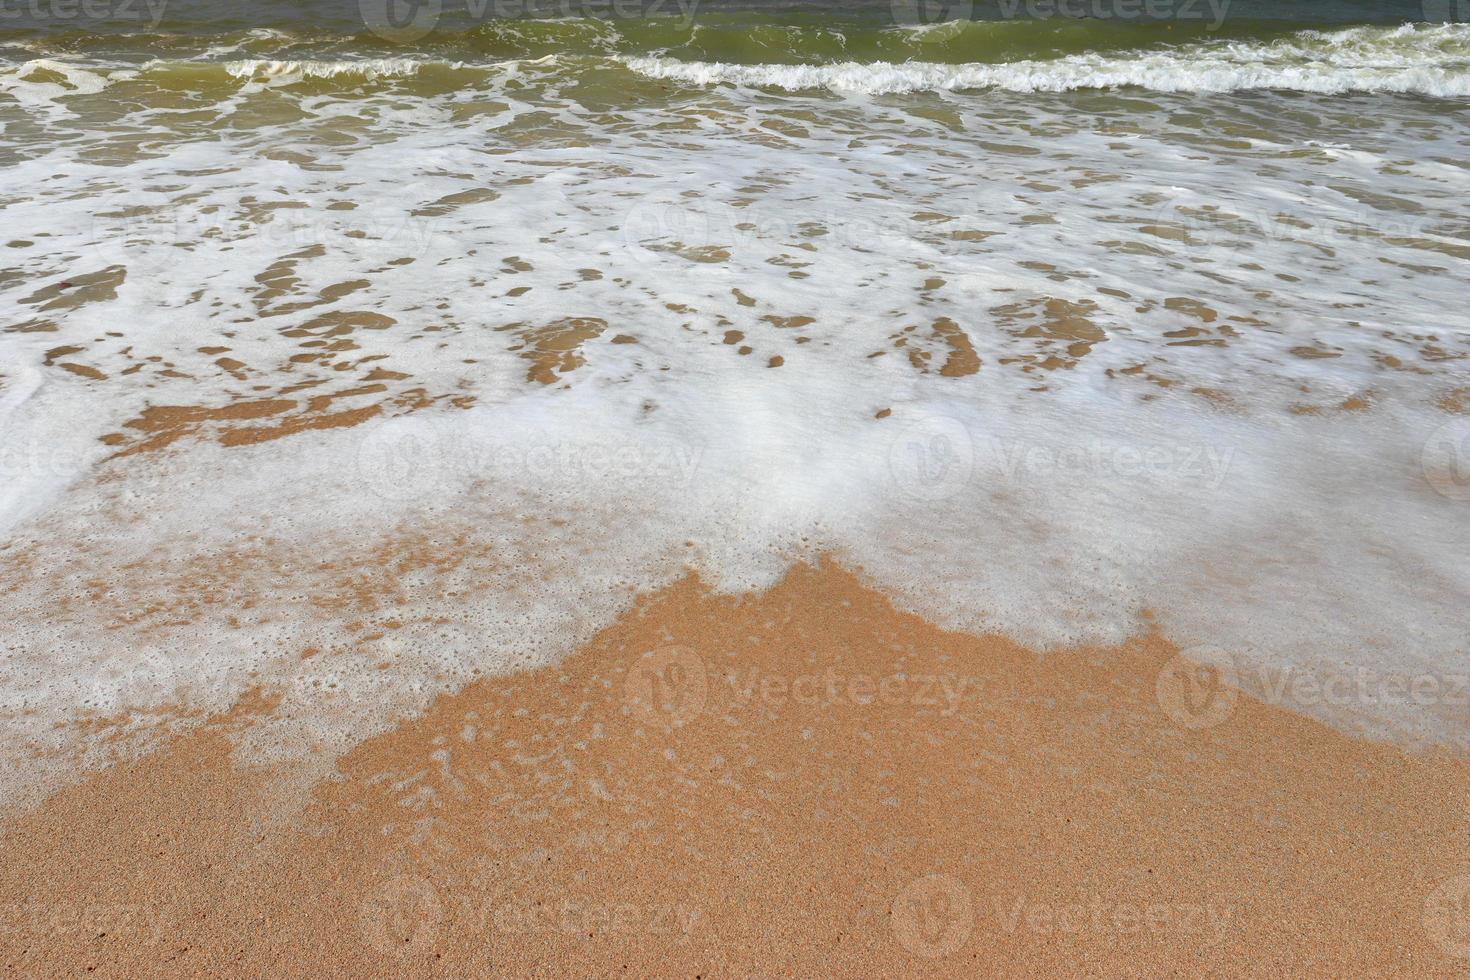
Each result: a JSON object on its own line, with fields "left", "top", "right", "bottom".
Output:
{"left": 1, "top": 562, "right": 1467, "bottom": 976}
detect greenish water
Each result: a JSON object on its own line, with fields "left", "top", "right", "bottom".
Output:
{"left": 0, "top": 0, "right": 1459, "bottom": 65}
{"left": 1, "top": 0, "right": 1469, "bottom": 794}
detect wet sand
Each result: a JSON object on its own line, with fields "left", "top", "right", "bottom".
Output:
{"left": 1, "top": 562, "right": 1467, "bottom": 976}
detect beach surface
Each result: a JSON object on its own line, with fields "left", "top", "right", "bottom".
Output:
{"left": 3, "top": 562, "right": 1466, "bottom": 976}
{"left": 3, "top": 6, "right": 1470, "bottom": 974}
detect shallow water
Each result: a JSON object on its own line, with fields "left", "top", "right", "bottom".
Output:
{"left": 0, "top": 2, "right": 1467, "bottom": 799}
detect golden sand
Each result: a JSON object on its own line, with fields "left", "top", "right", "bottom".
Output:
{"left": 1, "top": 563, "right": 1467, "bottom": 975}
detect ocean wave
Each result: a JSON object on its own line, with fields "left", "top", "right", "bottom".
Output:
{"left": 4, "top": 23, "right": 1467, "bottom": 99}
{"left": 0, "top": 58, "right": 117, "bottom": 107}
{"left": 624, "top": 55, "right": 1470, "bottom": 95}
{"left": 625, "top": 23, "right": 1470, "bottom": 95}
{"left": 0, "top": 55, "right": 500, "bottom": 102}
{"left": 218, "top": 57, "right": 445, "bottom": 79}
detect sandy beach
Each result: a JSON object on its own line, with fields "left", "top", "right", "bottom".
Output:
{"left": 3, "top": 4, "right": 1470, "bottom": 975}
{"left": 2, "top": 562, "right": 1465, "bottom": 976}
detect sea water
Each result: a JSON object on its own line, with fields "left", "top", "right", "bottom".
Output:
{"left": 0, "top": 0, "right": 1467, "bottom": 800}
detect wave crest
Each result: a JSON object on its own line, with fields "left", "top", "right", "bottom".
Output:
{"left": 624, "top": 23, "right": 1470, "bottom": 96}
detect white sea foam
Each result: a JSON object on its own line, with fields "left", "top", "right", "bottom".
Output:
{"left": 219, "top": 58, "right": 442, "bottom": 79}
{"left": 0, "top": 56, "right": 459, "bottom": 105}
{"left": 0, "top": 59, "right": 118, "bottom": 111}
{"left": 627, "top": 23, "right": 1470, "bottom": 95}
{"left": 626, "top": 55, "right": 1470, "bottom": 95}
{"left": 0, "top": 26, "right": 1466, "bottom": 803}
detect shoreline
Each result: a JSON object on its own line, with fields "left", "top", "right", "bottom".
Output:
{"left": 5, "top": 11, "right": 1470, "bottom": 976}
{"left": 2, "top": 562, "right": 1466, "bottom": 974}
